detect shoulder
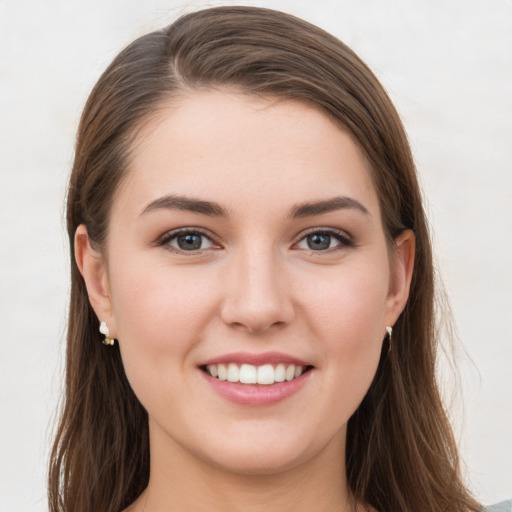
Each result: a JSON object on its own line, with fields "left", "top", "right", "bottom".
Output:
{"left": 483, "top": 500, "right": 512, "bottom": 512}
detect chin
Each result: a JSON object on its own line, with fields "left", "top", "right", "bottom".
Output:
{"left": 206, "top": 445, "right": 311, "bottom": 476}
{"left": 192, "top": 424, "right": 342, "bottom": 477}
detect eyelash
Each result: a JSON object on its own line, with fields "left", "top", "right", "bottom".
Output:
{"left": 157, "top": 228, "right": 220, "bottom": 254}
{"left": 157, "top": 227, "right": 354, "bottom": 254}
{"left": 294, "top": 228, "right": 355, "bottom": 253}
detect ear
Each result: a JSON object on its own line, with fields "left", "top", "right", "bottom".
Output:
{"left": 385, "top": 229, "right": 415, "bottom": 326}
{"left": 74, "top": 224, "right": 117, "bottom": 337}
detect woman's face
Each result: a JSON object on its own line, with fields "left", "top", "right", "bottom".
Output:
{"left": 81, "top": 91, "right": 413, "bottom": 475}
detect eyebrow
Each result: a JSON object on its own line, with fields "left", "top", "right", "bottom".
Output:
{"left": 140, "top": 195, "right": 227, "bottom": 217}
{"left": 290, "top": 196, "right": 369, "bottom": 218}
{"left": 140, "top": 194, "right": 369, "bottom": 219}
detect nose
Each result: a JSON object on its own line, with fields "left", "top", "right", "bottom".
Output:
{"left": 220, "top": 247, "right": 295, "bottom": 334}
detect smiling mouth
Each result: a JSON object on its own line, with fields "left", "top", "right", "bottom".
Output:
{"left": 201, "top": 363, "right": 312, "bottom": 385}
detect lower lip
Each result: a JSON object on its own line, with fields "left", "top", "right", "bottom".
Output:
{"left": 200, "top": 369, "right": 312, "bottom": 406}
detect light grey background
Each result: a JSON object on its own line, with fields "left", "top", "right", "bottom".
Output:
{"left": 1, "top": 1, "right": 511, "bottom": 510}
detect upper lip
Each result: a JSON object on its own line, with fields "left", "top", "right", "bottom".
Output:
{"left": 199, "top": 351, "right": 312, "bottom": 367}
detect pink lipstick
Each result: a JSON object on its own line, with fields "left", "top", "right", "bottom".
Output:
{"left": 198, "top": 352, "right": 313, "bottom": 406}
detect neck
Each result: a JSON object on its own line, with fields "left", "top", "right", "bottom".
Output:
{"left": 129, "top": 421, "right": 358, "bottom": 512}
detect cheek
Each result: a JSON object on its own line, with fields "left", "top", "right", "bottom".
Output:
{"left": 302, "top": 262, "right": 388, "bottom": 398}
{"left": 108, "top": 260, "right": 220, "bottom": 388}
{"left": 305, "top": 261, "right": 389, "bottom": 344}
{"left": 108, "top": 262, "right": 219, "bottom": 419}
{"left": 111, "top": 260, "right": 214, "bottom": 339}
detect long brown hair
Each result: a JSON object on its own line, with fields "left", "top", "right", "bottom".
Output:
{"left": 49, "top": 6, "right": 480, "bottom": 512}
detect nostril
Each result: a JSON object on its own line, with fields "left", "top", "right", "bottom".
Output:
{"left": 219, "top": 275, "right": 295, "bottom": 333}
{"left": 245, "top": 320, "right": 287, "bottom": 334}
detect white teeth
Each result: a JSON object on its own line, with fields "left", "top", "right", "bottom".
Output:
{"left": 227, "top": 363, "right": 239, "bottom": 382}
{"left": 285, "top": 365, "right": 295, "bottom": 381}
{"left": 239, "top": 364, "right": 257, "bottom": 384}
{"left": 217, "top": 363, "right": 228, "bottom": 381}
{"left": 205, "top": 363, "right": 307, "bottom": 385}
{"left": 257, "top": 364, "right": 275, "bottom": 385}
{"left": 274, "top": 363, "right": 286, "bottom": 382}
{"left": 207, "top": 364, "right": 218, "bottom": 378}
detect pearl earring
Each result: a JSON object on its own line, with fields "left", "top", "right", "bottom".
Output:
{"left": 99, "top": 321, "right": 115, "bottom": 346}
{"left": 386, "top": 325, "right": 393, "bottom": 354}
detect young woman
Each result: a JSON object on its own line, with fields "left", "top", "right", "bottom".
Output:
{"left": 48, "top": 6, "right": 502, "bottom": 512}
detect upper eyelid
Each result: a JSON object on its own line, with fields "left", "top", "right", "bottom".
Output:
{"left": 155, "top": 226, "right": 353, "bottom": 247}
{"left": 295, "top": 226, "right": 352, "bottom": 240}
{"left": 159, "top": 226, "right": 212, "bottom": 238}
{"left": 293, "top": 227, "right": 355, "bottom": 250}
{"left": 157, "top": 227, "right": 219, "bottom": 246}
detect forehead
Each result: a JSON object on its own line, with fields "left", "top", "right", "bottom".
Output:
{"left": 115, "top": 91, "right": 380, "bottom": 220}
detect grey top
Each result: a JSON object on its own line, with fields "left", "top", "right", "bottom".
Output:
{"left": 484, "top": 501, "right": 512, "bottom": 512}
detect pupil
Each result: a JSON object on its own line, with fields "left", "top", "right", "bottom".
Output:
{"left": 308, "top": 233, "right": 330, "bottom": 250}
{"left": 178, "top": 234, "right": 202, "bottom": 250}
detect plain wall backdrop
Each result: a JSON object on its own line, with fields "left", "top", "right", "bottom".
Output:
{"left": 0, "top": 1, "right": 511, "bottom": 510}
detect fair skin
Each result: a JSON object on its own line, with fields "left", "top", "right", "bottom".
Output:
{"left": 76, "top": 91, "right": 414, "bottom": 512}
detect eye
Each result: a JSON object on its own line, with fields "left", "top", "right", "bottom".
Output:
{"left": 295, "top": 230, "right": 353, "bottom": 251}
{"left": 159, "top": 229, "right": 218, "bottom": 253}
